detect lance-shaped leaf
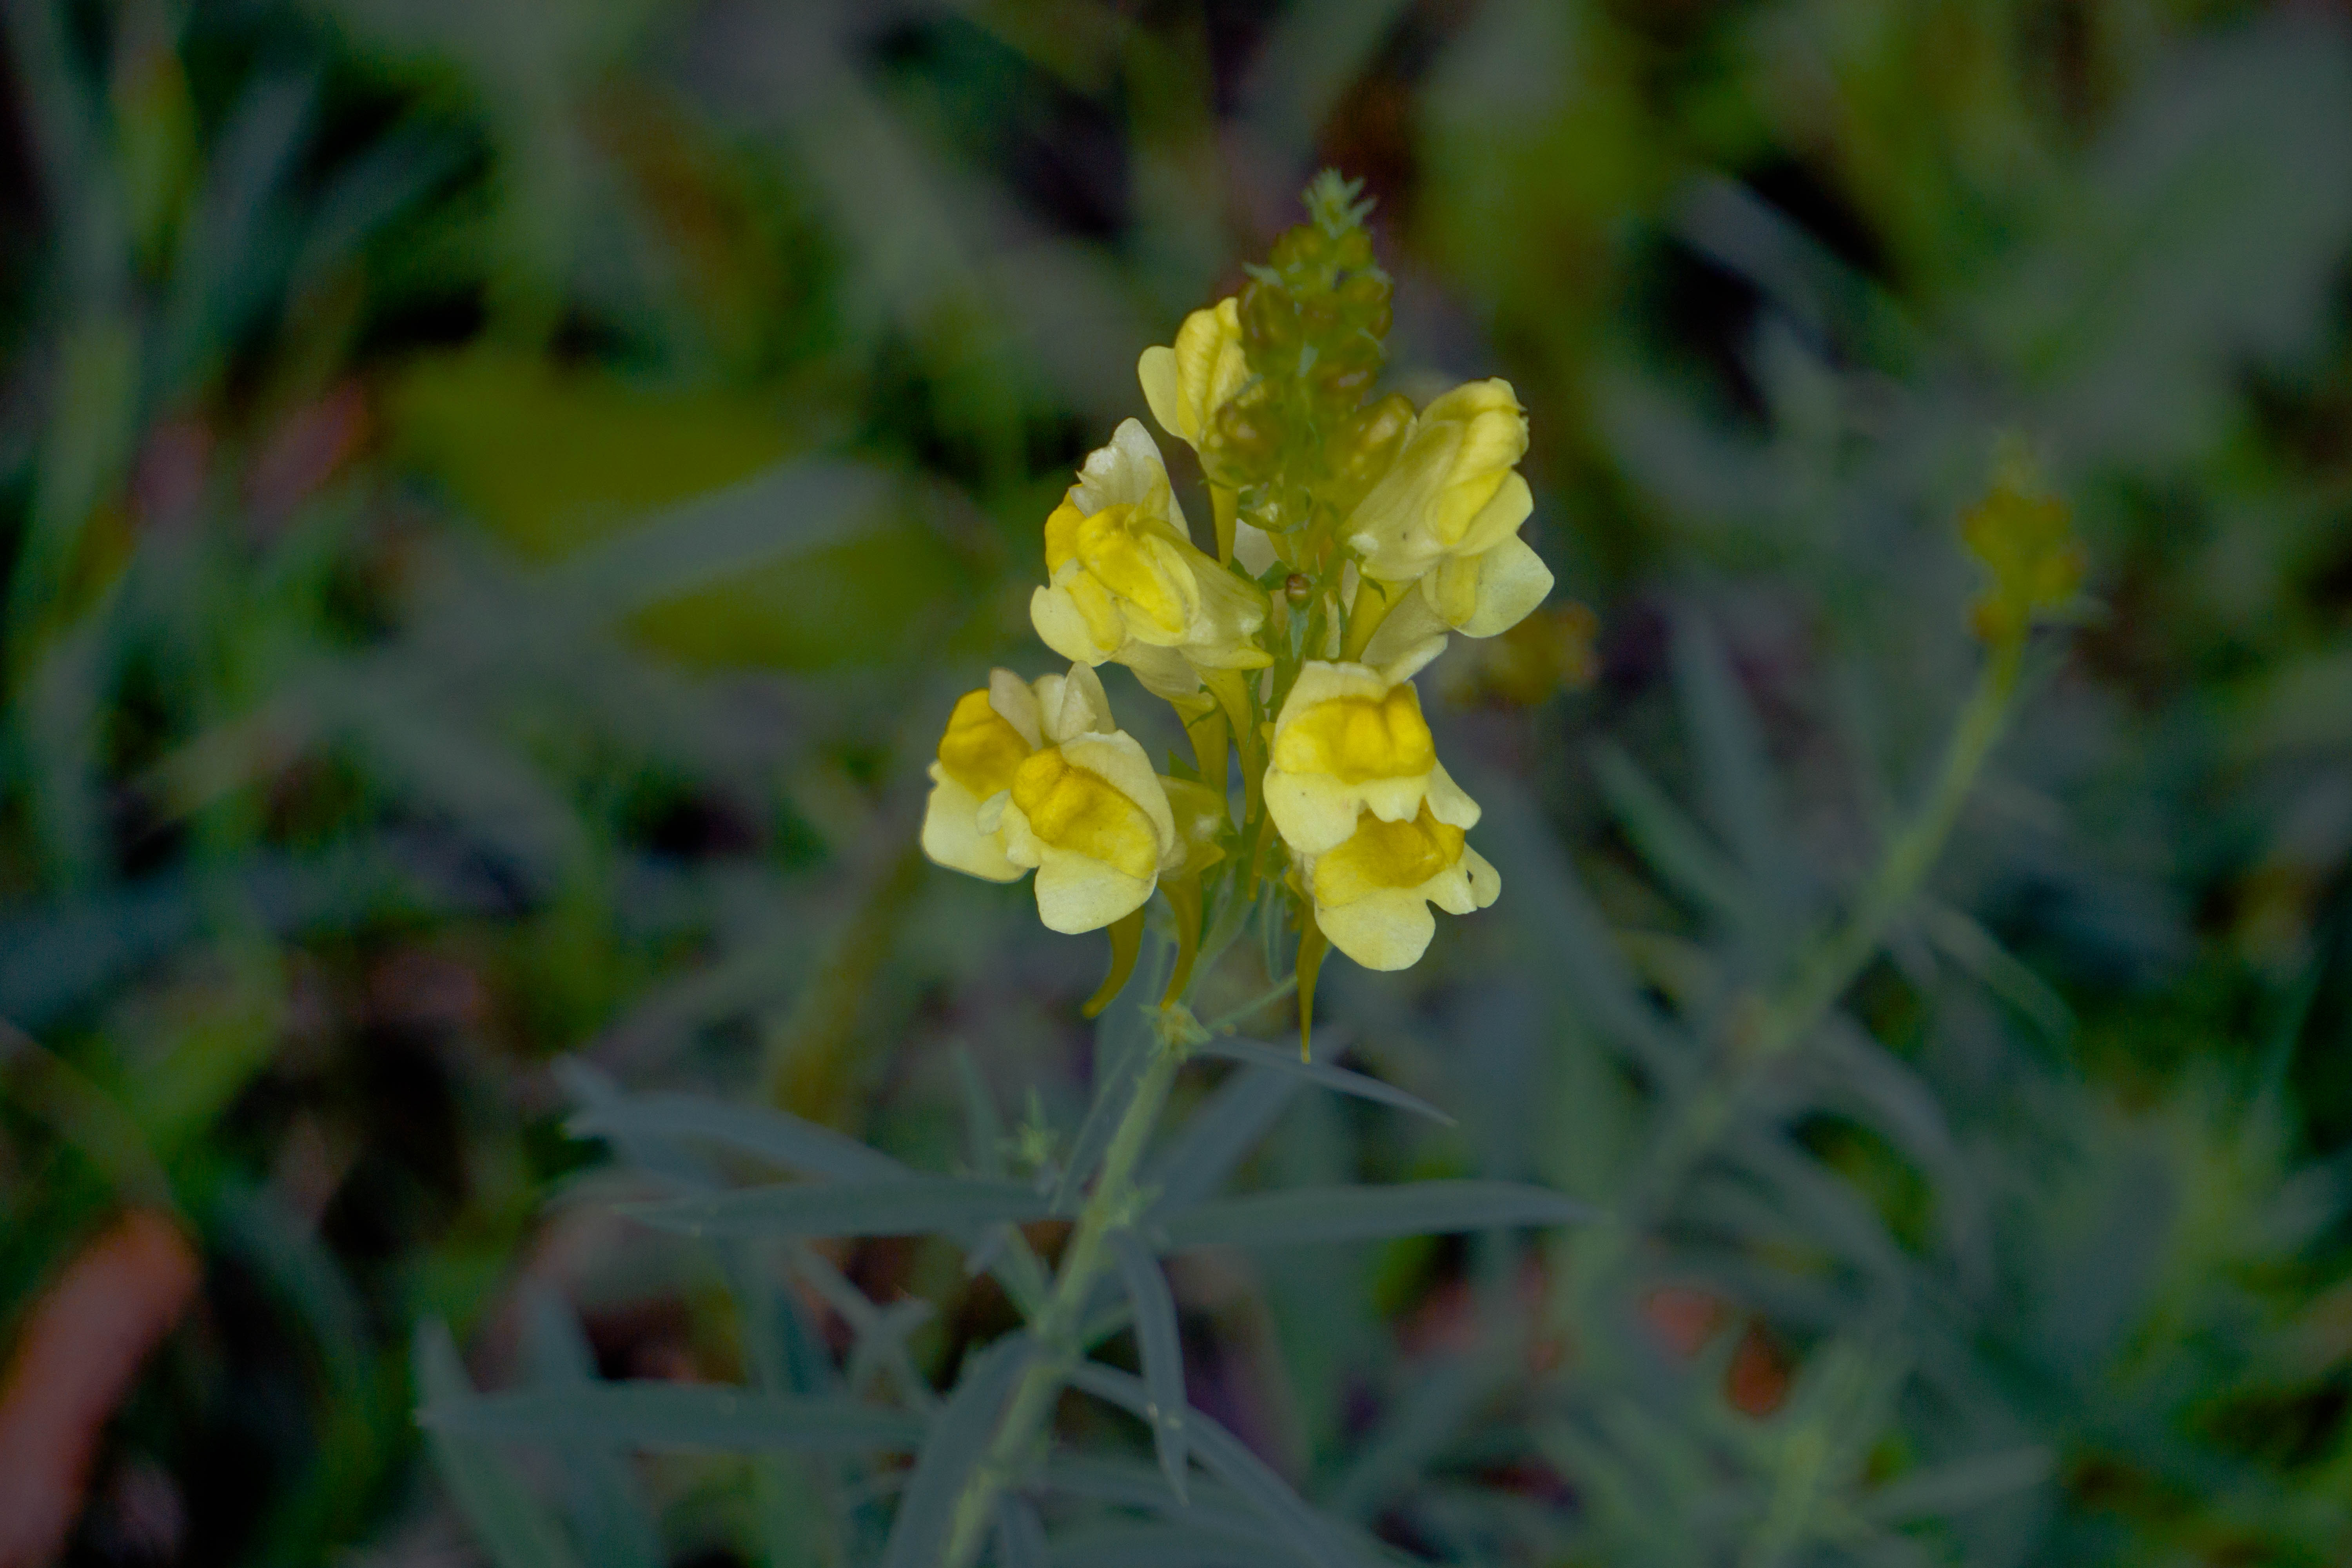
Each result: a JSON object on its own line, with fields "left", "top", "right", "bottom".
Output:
{"left": 565, "top": 1083, "right": 910, "bottom": 1183}
{"left": 1110, "top": 1228, "right": 1191, "bottom": 1502}
{"left": 420, "top": 1381, "right": 925, "bottom": 1451}
{"left": 995, "top": 1496, "right": 1051, "bottom": 1568}
{"left": 1044, "top": 1522, "right": 1289, "bottom": 1567}
{"left": 1053, "top": 1020, "right": 1156, "bottom": 1214}
{"left": 620, "top": 1176, "right": 1051, "bottom": 1239}
{"left": 879, "top": 1334, "right": 1034, "bottom": 1568}
{"left": 413, "top": 1321, "right": 584, "bottom": 1568}
{"left": 519, "top": 1289, "right": 664, "bottom": 1568}
{"left": 1144, "top": 1065, "right": 1299, "bottom": 1217}
{"left": 1067, "top": 1364, "right": 1361, "bottom": 1568}
{"left": 1157, "top": 1181, "right": 1596, "bottom": 1250}
{"left": 1190, "top": 1037, "right": 1452, "bottom": 1125}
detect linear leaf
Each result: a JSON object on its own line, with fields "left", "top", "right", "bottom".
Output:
{"left": 1111, "top": 1228, "right": 1191, "bottom": 1503}
{"left": 1054, "top": 1016, "right": 1156, "bottom": 1213}
{"left": 413, "top": 1322, "right": 583, "bottom": 1568}
{"left": 1190, "top": 1038, "right": 1452, "bottom": 1125}
{"left": 1143, "top": 1066, "right": 1300, "bottom": 1214}
{"left": 1045, "top": 1523, "right": 1290, "bottom": 1568}
{"left": 519, "top": 1290, "right": 664, "bottom": 1568}
{"left": 566, "top": 1087, "right": 909, "bottom": 1183}
{"left": 1591, "top": 741, "right": 1755, "bottom": 928}
{"left": 420, "top": 1382, "right": 924, "bottom": 1451}
{"left": 995, "top": 1496, "right": 1051, "bottom": 1568}
{"left": 1672, "top": 608, "right": 1800, "bottom": 916}
{"left": 1067, "top": 1365, "right": 1358, "bottom": 1568}
{"left": 879, "top": 1334, "right": 1033, "bottom": 1568}
{"left": 1858, "top": 1446, "right": 2054, "bottom": 1524}
{"left": 1158, "top": 1181, "right": 1597, "bottom": 1250}
{"left": 621, "top": 1177, "right": 1047, "bottom": 1239}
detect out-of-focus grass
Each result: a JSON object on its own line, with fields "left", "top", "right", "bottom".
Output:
{"left": 5, "top": 2, "right": 2352, "bottom": 1565}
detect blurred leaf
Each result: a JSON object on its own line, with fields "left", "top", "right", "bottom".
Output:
{"left": 1190, "top": 1037, "right": 1454, "bottom": 1125}
{"left": 620, "top": 1176, "right": 1051, "bottom": 1239}
{"left": 995, "top": 1495, "right": 1051, "bottom": 1568}
{"left": 565, "top": 1080, "right": 911, "bottom": 1183}
{"left": 1111, "top": 1227, "right": 1191, "bottom": 1503}
{"left": 1070, "top": 1363, "right": 1366, "bottom": 1568}
{"left": 1591, "top": 739, "right": 1755, "bottom": 930}
{"left": 878, "top": 1332, "right": 1031, "bottom": 1568}
{"left": 419, "top": 1381, "right": 924, "bottom": 1451}
{"left": 519, "top": 1289, "right": 665, "bottom": 1568}
{"left": 1157, "top": 1181, "right": 1595, "bottom": 1250}
{"left": 1858, "top": 1446, "right": 2054, "bottom": 1525}
{"left": 1142, "top": 1065, "right": 1301, "bottom": 1215}
{"left": 414, "top": 1321, "right": 584, "bottom": 1568}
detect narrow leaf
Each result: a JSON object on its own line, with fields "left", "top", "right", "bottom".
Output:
{"left": 1111, "top": 1229, "right": 1192, "bottom": 1503}
{"left": 1053, "top": 1021, "right": 1154, "bottom": 1213}
{"left": 1143, "top": 1065, "right": 1300, "bottom": 1214}
{"left": 566, "top": 1087, "right": 909, "bottom": 1183}
{"left": 995, "top": 1496, "right": 1051, "bottom": 1568}
{"left": 520, "top": 1290, "right": 664, "bottom": 1568}
{"left": 1858, "top": 1446, "right": 2054, "bottom": 1523}
{"left": 621, "top": 1177, "right": 1049, "bottom": 1239}
{"left": 420, "top": 1382, "right": 925, "bottom": 1451}
{"left": 1067, "top": 1365, "right": 1358, "bottom": 1568}
{"left": 1158, "top": 1181, "right": 1596, "bottom": 1250}
{"left": 1190, "top": 1037, "right": 1452, "bottom": 1124}
{"left": 1591, "top": 742, "right": 1754, "bottom": 927}
{"left": 413, "top": 1321, "right": 583, "bottom": 1568}
{"left": 879, "top": 1334, "right": 1034, "bottom": 1568}
{"left": 1044, "top": 1523, "right": 1288, "bottom": 1568}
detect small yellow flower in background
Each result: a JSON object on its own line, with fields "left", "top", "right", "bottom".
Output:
{"left": 921, "top": 665, "right": 1117, "bottom": 881}
{"left": 986, "top": 726, "right": 1181, "bottom": 935}
{"left": 1263, "top": 660, "right": 1481, "bottom": 856}
{"left": 1030, "top": 420, "right": 1271, "bottom": 699}
{"left": 1960, "top": 446, "right": 2083, "bottom": 647}
{"left": 1301, "top": 804, "right": 1501, "bottom": 970}
{"left": 1345, "top": 379, "right": 1533, "bottom": 584}
{"left": 1138, "top": 298, "right": 1249, "bottom": 453}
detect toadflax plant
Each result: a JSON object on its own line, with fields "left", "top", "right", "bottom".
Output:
{"left": 413, "top": 173, "right": 1593, "bottom": 1568}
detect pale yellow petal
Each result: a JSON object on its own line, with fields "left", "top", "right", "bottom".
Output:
{"left": 1264, "top": 770, "right": 1368, "bottom": 857}
{"left": 1060, "top": 731, "right": 1176, "bottom": 856}
{"left": 1138, "top": 345, "right": 1184, "bottom": 441}
{"left": 1313, "top": 888, "right": 1436, "bottom": 971}
{"left": 1033, "top": 849, "right": 1154, "bottom": 933}
{"left": 1454, "top": 471, "right": 1534, "bottom": 562}
{"left": 1452, "top": 533, "right": 1552, "bottom": 637}
{"left": 1031, "top": 581, "right": 1118, "bottom": 666}
{"left": 920, "top": 771, "right": 1024, "bottom": 882}
{"left": 1424, "top": 761, "right": 1481, "bottom": 831}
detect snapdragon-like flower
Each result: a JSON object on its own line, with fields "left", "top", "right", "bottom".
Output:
{"left": 1030, "top": 421, "right": 1270, "bottom": 698}
{"left": 923, "top": 664, "right": 1178, "bottom": 935}
{"left": 1345, "top": 379, "right": 1533, "bottom": 585}
{"left": 1263, "top": 660, "right": 1480, "bottom": 857}
{"left": 921, "top": 665, "right": 1115, "bottom": 881}
{"left": 986, "top": 727, "right": 1181, "bottom": 935}
{"left": 1301, "top": 804, "right": 1500, "bottom": 970}
{"left": 1138, "top": 298, "right": 1249, "bottom": 453}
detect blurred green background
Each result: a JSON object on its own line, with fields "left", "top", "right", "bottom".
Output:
{"left": 8, "top": 0, "right": 2352, "bottom": 1564}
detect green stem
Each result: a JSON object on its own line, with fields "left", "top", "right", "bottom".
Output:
{"left": 1572, "top": 637, "right": 2025, "bottom": 1301}
{"left": 940, "top": 1017, "right": 1188, "bottom": 1568}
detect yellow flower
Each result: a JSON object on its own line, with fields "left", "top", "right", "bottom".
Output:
{"left": 987, "top": 730, "right": 1182, "bottom": 934}
{"left": 1344, "top": 379, "right": 1532, "bottom": 584}
{"left": 1029, "top": 420, "right": 1270, "bottom": 699}
{"left": 1263, "top": 660, "right": 1480, "bottom": 857}
{"left": 1302, "top": 804, "right": 1499, "bottom": 971}
{"left": 1359, "top": 532, "right": 1555, "bottom": 669}
{"left": 921, "top": 664, "right": 1118, "bottom": 881}
{"left": 1138, "top": 298, "right": 1249, "bottom": 452}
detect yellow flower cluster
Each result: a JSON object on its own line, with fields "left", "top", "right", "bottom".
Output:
{"left": 921, "top": 176, "right": 1552, "bottom": 1036}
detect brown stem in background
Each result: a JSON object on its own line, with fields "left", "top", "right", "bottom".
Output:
{"left": 0, "top": 1210, "right": 200, "bottom": 1568}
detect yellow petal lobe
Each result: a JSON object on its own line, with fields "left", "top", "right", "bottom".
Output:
{"left": 937, "top": 688, "right": 1034, "bottom": 797}
{"left": 1273, "top": 686, "right": 1436, "bottom": 785}
{"left": 1011, "top": 750, "right": 1161, "bottom": 882}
